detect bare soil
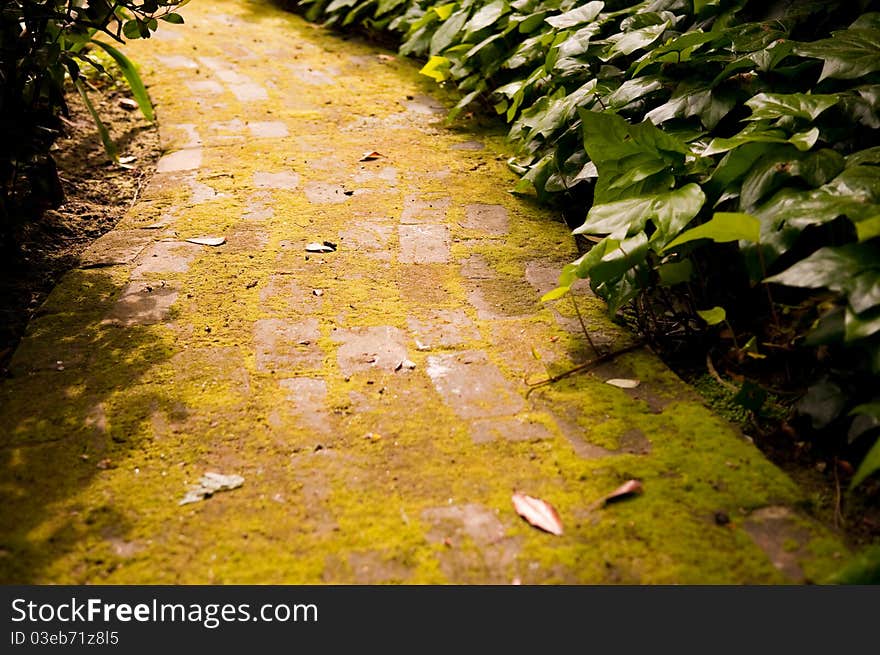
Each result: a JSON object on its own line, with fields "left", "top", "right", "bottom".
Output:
{"left": 0, "top": 76, "right": 161, "bottom": 375}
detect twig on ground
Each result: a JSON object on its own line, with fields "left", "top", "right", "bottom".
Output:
{"left": 706, "top": 351, "right": 738, "bottom": 392}
{"left": 833, "top": 460, "right": 843, "bottom": 530}
{"left": 129, "top": 169, "right": 147, "bottom": 208}
{"left": 525, "top": 340, "right": 647, "bottom": 395}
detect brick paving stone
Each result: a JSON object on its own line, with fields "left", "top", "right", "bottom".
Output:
{"left": 425, "top": 350, "right": 525, "bottom": 419}
{"left": 254, "top": 318, "right": 323, "bottom": 372}
{"left": 398, "top": 224, "right": 450, "bottom": 264}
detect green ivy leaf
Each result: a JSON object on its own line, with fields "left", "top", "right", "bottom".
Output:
{"left": 764, "top": 243, "right": 880, "bottom": 297}
{"left": 645, "top": 85, "right": 736, "bottom": 130}
{"left": 575, "top": 184, "right": 705, "bottom": 243}
{"left": 464, "top": 0, "right": 508, "bottom": 38}
{"left": 590, "top": 232, "right": 650, "bottom": 284}
{"left": 851, "top": 435, "right": 880, "bottom": 489}
{"left": 559, "top": 236, "right": 620, "bottom": 286}
{"left": 601, "top": 21, "right": 669, "bottom": 61}
{"left": 697, "top": 306, "right": 726, "bottom": 326}
{"left": 664, "top": 212, "right": 760, "bottom": 251}
{"left": 605, "top": 77, "right": 663, "bottom": 109}
{"left": 754, "top": 166, "right": 880, "bottom": 238}
{"left": 657, "top": 259, "right": 693, "bottom": 285}
{"left": 632, "top": 31, "right": 721, "bottom": 76}
{"left": 744, "top": 92, "right": 840, "bottom": 122}
{"left": 430, "top": 9, "right": 470, "bottom": 54}
{"left": 545, "top": 1, "right": 604, "bottom": 29}
{"left": 703, "top": 124, "right": 819, "bottom": 157}
{"left": 795, "top": 20, "right": 880, "bottom": 81}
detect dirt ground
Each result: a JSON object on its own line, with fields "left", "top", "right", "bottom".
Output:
{"left": 0, "top": 75, "right": 161, "bottom": 375}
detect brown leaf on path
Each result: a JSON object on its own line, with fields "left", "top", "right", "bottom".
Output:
{"left": 512, "top": 492, "right": 563, "bottom": 535}
{"left": 359, "top": 151, "right": 384, "bottom": 162}
{"left": 377, "top": 54, "right": 396, "bottom": 62}
{"left": 601, "top": 479, "right": 643, "bottom": 506}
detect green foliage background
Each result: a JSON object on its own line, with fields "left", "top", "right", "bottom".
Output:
{"left": 290, "top": 0, "right": 880, "bottom": 485}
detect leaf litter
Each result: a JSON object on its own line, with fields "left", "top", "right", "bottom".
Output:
{"left": 512, "top": 492, "right": 564, "bottom": 535}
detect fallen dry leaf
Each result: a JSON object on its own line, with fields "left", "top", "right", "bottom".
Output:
{"left": 359, "top": 151, "right": 384, "bottom": 162}
{"left": 377, "top": 54, "right": 396, "bottom": 62}
{"left": 305, "top": 242, "right": 334, "bottom": 253}
{"left": 186, "top": 236, "right": 226, "bottom": 247}
{"left": 119, "top": 98, "right": 139, "bottom": 110}
{"left": 605, "top": 378, "right": 640, "bottom": 388}
{"left": 512, "top": 492, "right": 563, "bottom": 535}
{"left": 601, "top": 479, "right": 643, "bottom": 506}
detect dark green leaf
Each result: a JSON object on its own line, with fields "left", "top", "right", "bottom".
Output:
{"left": 852, "top": 436, "right": 880, "bottom": 488}
{"left": 794, "top": 23, "right": 880, "bottom": 81}
{"left": 744, "top": 92, "right": 839, "bottom": 122}
{"left": 796, "top": 379, "right": 847, "bottom": 429}
{"left": 122, "top": 20, "right": 141, "bottom": 40}
{"left": 734, "top": 381, "right": 767, "bottom": 412}
{"left": 765, "top": 243, "right": 880, "bottom": 294}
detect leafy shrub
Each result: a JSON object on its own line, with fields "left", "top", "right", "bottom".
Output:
{"left": 0, "top": 1, "right": 189, "bottom": 246}
{"left": 292, "top": 0, "right": 880, "bottom": 487}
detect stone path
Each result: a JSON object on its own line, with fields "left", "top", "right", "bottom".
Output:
{"left": 0, "top": 0, "right": 848, "bottom": 583}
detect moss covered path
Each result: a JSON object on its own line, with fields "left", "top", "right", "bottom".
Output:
{"left": 0, "top": 0, "right": 849, "bottom": 583}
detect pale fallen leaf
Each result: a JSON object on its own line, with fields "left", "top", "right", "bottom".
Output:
{"left": 118, "top": 155, "right": 137, "bottom": 165}
{"left": 359, "top": 151, "right": 384, "bottom": 162}
{"left": 512, "top": 492, "right": 563, "bottom": 535}
{"left": 605, "top": 378, "right": 640, "bottom": 388}
{"left": 377, "top": 54, "right": 396, "bottom": 62}
{"left": 180, "top": 472, "right": 244, "bottom": 505}
{"left": 119, "top": 98, "right": 139, "bottom": 110}
{"left": 306, "top": 242, "right": 334, "bottom": 253}
{"left": 600, "top": 479, "right": 643, "bottom": 506}
{"left": 186, "top": 236, "right": 226, "bottom": 246}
